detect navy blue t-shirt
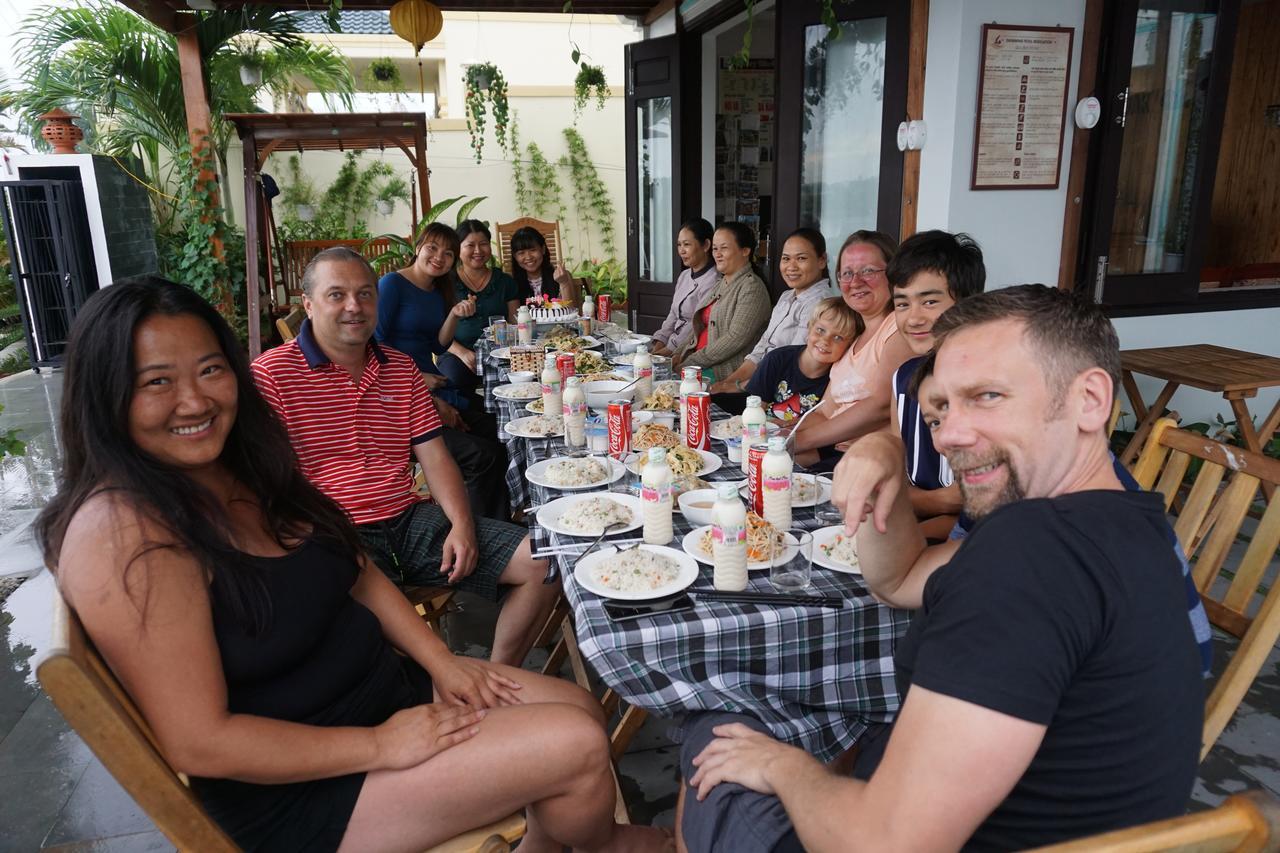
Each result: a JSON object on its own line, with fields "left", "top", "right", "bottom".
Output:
{"left": 374, "top": 272, "right": 465, "bottom": 409}
{"left": 745, "top": 344, "right": 828, "bottom": 422}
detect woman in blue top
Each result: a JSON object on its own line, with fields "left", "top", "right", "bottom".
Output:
{"left": 376, "top": 223, "right": 511, "bottom": 520}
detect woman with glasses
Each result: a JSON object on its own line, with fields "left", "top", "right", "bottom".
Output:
{"left": 448, "top": 220, "right": 519, "bottom": 373}
{"left": 672, "top": 222, "right": 772, "bottom": 383}
{"left": 651, "top": 218, "right": 717, "bottom": 358}
{"left": 790, "top": 230, "right": 913, "bottom": 467}
{"left": 708, "top": 227, "right": 838, "bottom": 397}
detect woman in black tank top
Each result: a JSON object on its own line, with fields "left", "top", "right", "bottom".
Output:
{"left": 36, "top": 279, "right": 667, "bottom": 852}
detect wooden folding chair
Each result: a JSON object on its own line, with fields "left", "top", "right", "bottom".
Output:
{"left": 1131, "top": 419, "right": 1280, "bottom": 759}
{"left": 494, "top": 217, "right": 564, "bottom": 275}
{"left": 275, "top": 305, "right": 305, "bottom": 342}
{"left": 1029, "top": 790, "right": 1280, "bottom": 852}
{"left": 31, "top": 572, "right": 523, "bottom": 853}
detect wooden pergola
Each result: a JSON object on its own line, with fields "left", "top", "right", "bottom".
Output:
{"left": 227, "top": 112, "right": 431, "bottom": 355}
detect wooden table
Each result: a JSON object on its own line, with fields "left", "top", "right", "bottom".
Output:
{"left": 1118, "top": 345, "right": 1280, "bottom": 497}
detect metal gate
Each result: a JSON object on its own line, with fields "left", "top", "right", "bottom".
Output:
{"left": 0, "top": 180, "right": 99, "bottom": 370}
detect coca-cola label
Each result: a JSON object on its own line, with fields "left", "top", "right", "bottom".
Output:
{"left": 596, "top": 295, "right": 612, "bottom": 324}
{"left": 747, "top": 445, "right": 768, "bottom": 515}
{"left": 712, "top": 524, "right": 746, "bottom": 545}
{"left": 763, "top": 475, "right": 791, "bottom": 492}
{"left": 607, "top": 401, "right": 631, "bottom": 456}
{"left": 686, "top": 393, "right": 711, "bottom": 450}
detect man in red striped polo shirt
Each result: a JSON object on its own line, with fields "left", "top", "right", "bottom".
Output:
{"left": 252, "top": 247, "right": 558, "bottom": 667}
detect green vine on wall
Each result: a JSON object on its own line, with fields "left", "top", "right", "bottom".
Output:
{"left": 558, "top": 127, "right": 616, "bottom": 259}
{"left": 526, "top": 142, "right": 564, "bottom": 219}
{"left": 164, "top": 142, "right": 236, "bottom": 320}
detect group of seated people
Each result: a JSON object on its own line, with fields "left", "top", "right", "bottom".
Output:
{"left": 31, "top": 208, "right": 1214, "bottom": 852}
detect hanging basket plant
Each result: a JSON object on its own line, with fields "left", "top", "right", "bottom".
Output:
{"left": 364, "top": 57, "right": 403, "bottom": 93}
{"left": 463, "top": 62, "right": 510, "bottom": 163}
{"left": 573, "top": 63, "right": 609, "bottom": 118}
{"left": 238, "top": 43, "right": 265, "bottom": 86}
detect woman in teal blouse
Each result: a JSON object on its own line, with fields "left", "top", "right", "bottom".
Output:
{"left": 449, "top": 220, "right": 519, "bottom": 372}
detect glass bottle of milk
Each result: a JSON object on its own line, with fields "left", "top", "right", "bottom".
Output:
{"left": 761, "top": 436, "right": 793, "bottom": 531}
{"left": 540, "top": 352, "right": 562, "bottom": 420}
{"left": 562, "top": 376, "right": 587, "bottom": 450}
{"left": 711, "top": 482, "right": 748, "bottom": 591}
{"left": 679, "top": 367, "right": 701, "bottom": 441}
{"left": 641, "top": 447, "right": 673, "bottom": 544}
{"left": 740, "top": 395, "right": 768, "bottom": 474}
{"left": 516, "top": 305, "right": 533, "bottom": 345}
{"left": 632, "top": 345, "right": 654, "bottom": 401}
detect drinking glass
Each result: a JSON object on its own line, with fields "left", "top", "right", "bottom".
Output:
{"left": 610, "top": 451, "right": 643, "bottom": 498}
{"left": 814, "top": 474, "right": 843, "bottom": 527}
{"left": 771, "top": 529, "right": 813, "bottom": 592}
{"left": 491, "top": 319, "right": 509, "bottom": 347}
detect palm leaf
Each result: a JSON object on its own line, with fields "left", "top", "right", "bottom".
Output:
{"left": 454, "top": 196, "right": 487, "bottom": 226}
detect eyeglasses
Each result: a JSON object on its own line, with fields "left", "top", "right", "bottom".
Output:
{"left": 837, "top": 267, "right": 886, "bottom": 283}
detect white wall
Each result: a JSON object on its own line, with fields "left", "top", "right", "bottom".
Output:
{"left": 917, "top": 0, "right": 1280, "bottom": 424}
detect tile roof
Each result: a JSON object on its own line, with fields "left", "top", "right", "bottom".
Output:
{"left": 291, "top": 10, "right": 393, "bottom": 34}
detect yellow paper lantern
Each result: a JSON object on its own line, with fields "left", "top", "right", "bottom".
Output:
{"left": 390, "top": 0, "right": 443, "bottom": 55}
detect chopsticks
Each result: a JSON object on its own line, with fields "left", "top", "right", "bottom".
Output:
{"left": 691, "top": 589, "right": 846, "bottom": 609}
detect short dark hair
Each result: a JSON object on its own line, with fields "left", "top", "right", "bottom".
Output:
{"left": 301, "top": 246, "right": 374, "bottom": 297}
{"left": 457, "top": 219, "right": 492, "bottom": 242}
{"left": 836, "top": 230, "right": 898, "bottom": 271}
{"left": 887, "top": 230, "right": 986, "bottom": 301}
{"left": 679, "top": 218, "right": 714, "bottom": 245}
{"left": 715, "top": 221, "right": 757, "bottom": 254}
{"left": 931, "top": 284, "right": 1121, "bottom": 400}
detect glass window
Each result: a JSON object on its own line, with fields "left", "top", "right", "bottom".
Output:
{"left": 799, "top": 18, "right": 887, "bottom": 245}
{"left": 637, "top": 96, "right": 674, "bottom": 282}
{"left": 1107, "top": 5, "right": 1217, "bottom": 275}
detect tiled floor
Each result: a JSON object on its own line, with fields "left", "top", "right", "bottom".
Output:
{"left": 1, "top": 368, "right": 1277, "bottom": 851}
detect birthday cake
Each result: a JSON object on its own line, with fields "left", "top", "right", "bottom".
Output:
{"left": 528, "top": 298, "right": 578, "bottom": 323}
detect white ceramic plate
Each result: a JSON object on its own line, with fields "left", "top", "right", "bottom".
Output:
{"left": 525, "top": 399, "right": 544, "bottom": 414}
{"left": 611, "top": 353, "right": 672, "bottom": 367}
{"left": 628, "top": 448, "right": 723, "bottom": 478}
{"left": 737, "top": 474, "right": 830, "bottom": 508}
{"left": 536, "top": 493, "right": 644, "bottom": 537}
{"left": 504, "top": 415, "right": 564, "bottom": 439}
{"left": 493, "top": 382, "right": 543, "bottom": 401}
{"left": 709, "top": 418, "right": 782, "bottom": 442}
{"left": 681, "top": 524, "right": 800, "bottom": 572}
{"left": 573, "top": 544, "right": 700, "bottom": 601}
{"left": 811, "top": 525, "right": 862, "bottom": 574}
{"left": 538, "top": 335, "right": 602, "bottom": 350}
{"left": 526, "top": 455, "right": 626, "bottom": 490}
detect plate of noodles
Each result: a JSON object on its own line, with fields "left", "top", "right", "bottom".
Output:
{"left": 526, "top": 455, "right": 626, "bottom": 490}
{"left": 633, "top": 423, "right": 680, "bottom": 451}
{"left": 574, "top": 544, "right": 700, "bottom": 600}
{"left": 537, "top": 493, "right": 644, "bottom": 537}
{"left": 811, "top": 526, "right": 862, "bottom": 574}
{"left": 681, "top": 513, "right": 798, "bottom": 571}
{"left": 575, "top": 350, "right": 611, "bottom": 375}
{"left": 628, "top": 445, "right": 721, "bottom": 478}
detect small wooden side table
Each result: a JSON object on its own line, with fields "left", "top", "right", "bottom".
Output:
{"left": 1119, "top": 345, "right": 1280, "bottom": 496}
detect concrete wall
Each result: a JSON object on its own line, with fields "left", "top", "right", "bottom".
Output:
{"left": 916, "top": 0, "right": 1280, "bottom": 425}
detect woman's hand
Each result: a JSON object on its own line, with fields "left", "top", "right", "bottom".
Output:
{"left": 448, "top": 341, "right": 477, "bottom": 372}
{"left": 420, "top": 371, "right": 448, "bottom": 391}
{"left": 708, "top": 379, "right": 733, "bottom": 394}
{"left": 433, "top": 398, "right": 466, "bottom": 431}
{"left": 553, "top": 262, "right": 573, "bottom": 289}
{"left": 433, "top": 655, "right": 524, "bottom": 709}
{"left": 372, "top": 704, "right": 486, "bottom": 771}
{"left": 651, "top": 343, "right": 671, "bottom": 358}
{"left": 450, "top": 295, "right": 478, "bottom": 319}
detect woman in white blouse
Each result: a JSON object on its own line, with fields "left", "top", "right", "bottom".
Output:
{"left": 708, "top": 227, "right": 837, "bottom": 394}
{"left": 651, "top": 219, "right": 717, "bottom": 357}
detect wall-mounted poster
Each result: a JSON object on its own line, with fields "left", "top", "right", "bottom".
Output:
{"left": 971, "top": 24, "right": 1074, "bottom": 190}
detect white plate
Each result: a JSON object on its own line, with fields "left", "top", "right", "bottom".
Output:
{"left": 525, "top": 399, "right": 544, "bottom": 414}
{"left": 538, "top": 335, "right": 602, "bottom": 350}
{"left": 709, "top": 419, "right": 782, "bottom": 442}
{"left": 492, "top": 346, "right": 513, "bottom": 360}
{"left": 811, "top": 525, "right": 862, "bottom": 574}
{"left": 526, "top": 455, "right": 626, "bottom": 490}
{"left": 493, "top": 382, "right": 543, "bottom": 401}
{"left": 737, "top": 474, "right": 830, "bottom": 508}
{"left": 628, "top": 448, "right": 723, "bottom": 478}
{"left": 504, "top": 415, "right": 564, "bottom": 439}
{"left": 536, "top": 493, "right": 644, "bottom": 537}
{"left": 573, "top": 544, "right": 700, "bottom": 600}
{"left": 681, "top": 525, "right": 800, "bottom": 572}
{"left": 611, "top": 353, "right": 672, "bottom": 366}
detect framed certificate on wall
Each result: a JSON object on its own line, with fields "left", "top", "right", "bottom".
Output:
{"left": 971, "top": 24, "right": 1074, "bottom": 190}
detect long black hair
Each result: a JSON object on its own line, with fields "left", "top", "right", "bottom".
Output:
{"left": 413, "top": 221, "right": 460, "bottom": 308}
{"left": 510, "top": 226, "right": 559, "bottom": 299}
{"left": 35, "top": 277, "right": 363, "bottom": 629}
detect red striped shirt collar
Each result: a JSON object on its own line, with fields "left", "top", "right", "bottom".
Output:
{"left": 296, "top": 318, "right": 389, "bottom": 370}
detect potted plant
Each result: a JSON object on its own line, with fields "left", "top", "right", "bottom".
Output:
{"left": 364, "top": 57, "right": 403, "bottom": 93}
{"left": 463, "top": 62, "right": 510, "bottom": 162}
{"left": 374, "top": 177, "right": 409, "bottom": 216}
{"left": 239, "top": 43, "right": 265, "bottom": 86}
{"left": 572, "top": 257, "right": 628, "bottom": 310}
{"left": 573, "top": 63, "right": 609, "bottom": 117}
{"left": 280, "top": 155, "right": 318, "bottom": 222}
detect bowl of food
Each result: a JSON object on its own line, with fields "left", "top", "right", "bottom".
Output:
{"left": 647, "top": 410, "right": 677, "bottom": 429}
{"left": 677, "top": 488, "right": 718, "bottom": 526}
{"left": 506, "top": 370, "right": 535, "bottom": 384}
{"left": 615, "top": 334, "right": 653, "bottom": 354}
{"left": 584, "top": 379, "right": 636, "bottom": 411}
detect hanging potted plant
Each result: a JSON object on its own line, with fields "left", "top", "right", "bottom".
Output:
{"left": 374, "top": 177, "right": 410, "bottom": 216}
{"left": 239, "top": 43, "right": 265, "bottom": 87}
{"left": 463, "top": 62, "right": 510, "bottom": 163}
{"left": 573, "top": 63, "right": 609, "bottom": 118}
{"left": 364, "top": 57, "right": 403, "bottom": 93}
